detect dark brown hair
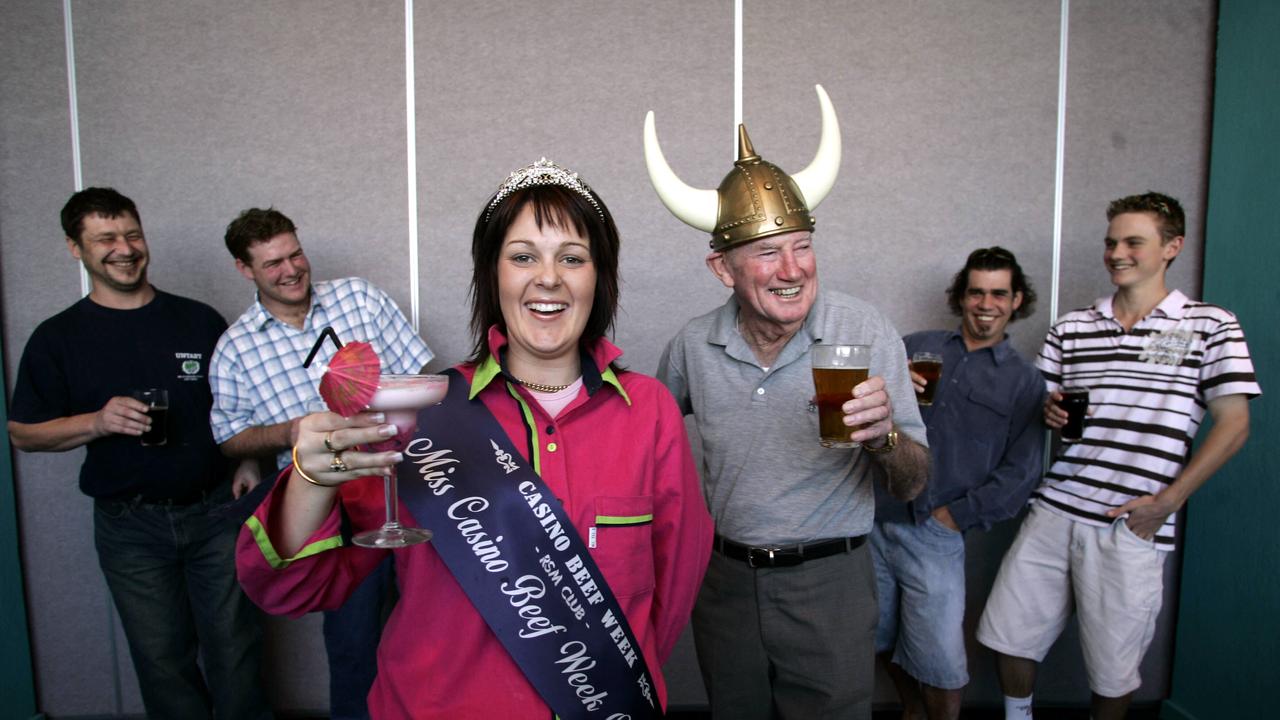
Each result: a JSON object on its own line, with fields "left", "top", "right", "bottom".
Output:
{"left": 224, "top": 207, "right": 298, "bottom": 264}
{"left": 1106, "top": 191, "right": 1185, "bottom": 268}
{"left": 467, "top": 184, "right": 621, "bottom": 363}
{"left": 61, "top": 187, "right": 140, "bottom": 242}
{"left": 946, "top": 246, "right": 1036, "bottom": 321}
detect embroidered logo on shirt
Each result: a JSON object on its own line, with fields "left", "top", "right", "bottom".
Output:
{"left": 491, "top": 439, "right": 520, "bottom": 474}
{"left": 1140, "top": 328, "right": 1193, "bottom": 366}
{"left": 175, "top": 352, "right": 204, "bottom": 380}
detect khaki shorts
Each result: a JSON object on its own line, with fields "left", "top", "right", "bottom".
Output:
{"left": 976, "top": 503, "right": 1165, "bottom": 697}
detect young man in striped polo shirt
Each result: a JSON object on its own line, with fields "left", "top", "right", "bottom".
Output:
{"left": 976, "top": 192, "right": 1260, "bottom": 720}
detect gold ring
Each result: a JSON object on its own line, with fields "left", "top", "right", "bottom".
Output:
{"left": 323, "top": 432, "right": 337, "bottom": 453}
{"left": 329, "top": 452, "right": 349, "bottom": 473}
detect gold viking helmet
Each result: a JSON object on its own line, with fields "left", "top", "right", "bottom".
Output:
{"left": 643, "top": 84, "right": 842, "bottom": 251}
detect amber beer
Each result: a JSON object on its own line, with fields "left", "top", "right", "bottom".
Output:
{"left": 811, "top": 344, "right": 872, "bottom": 448}
{"left": 910, "top": 352, "right": 943, "bottom": 406}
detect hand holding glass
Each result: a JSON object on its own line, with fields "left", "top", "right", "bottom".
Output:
{"left": 811, "top": 344, "right": 871, "bottom": 448}
{"left": 132, "top": 388, "right": 169, "bottom": 446}
{"left": 910, "top": 352, "right": 943, "bottom": 406}
{"left": 353, "top": 374, "right": 449, "bottom": 549}
{"left": 1058, "top": 386, "right": 1089, "bottom": 442}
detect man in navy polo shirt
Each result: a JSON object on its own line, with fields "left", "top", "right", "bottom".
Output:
{"left": 7, "top": 187, "right": 270, "bottom": 718}
{"left": 873, "top": 247, "right": 1045, "bottom": 719}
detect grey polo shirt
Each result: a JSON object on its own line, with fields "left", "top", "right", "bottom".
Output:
{"left": 658, "top": 289, "right": 927, "bottom": 546}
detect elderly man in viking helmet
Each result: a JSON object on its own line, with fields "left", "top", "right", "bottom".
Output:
{"left": 649, "top": 86, "right": 931, "bottom": 719}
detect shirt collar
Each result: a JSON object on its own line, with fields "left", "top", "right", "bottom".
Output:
{"left": 1093, "top": 288, "right": 1188, "bottom": 323}
{"left": 468, "top": 326, "right": 630, "bottom": 405}
{"left": 249, "top": 284, "right": 321, "bottom": 331}
{"left": 942, "top": 327, "right": 1016, "bottom": 365}
{"left": 708, "top": 292, "right": 823, "bottom": 371}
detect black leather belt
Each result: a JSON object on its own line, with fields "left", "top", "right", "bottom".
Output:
{"left": 103, "top": 487, "right": 215, "bottom": 508}
{"left": 714, "top": 534, "right": 866, "bottom": 568}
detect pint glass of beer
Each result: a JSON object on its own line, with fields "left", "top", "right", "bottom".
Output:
{"left": 811, "top": 343, "right": 871, "bottom": 448}
{"left": 910, "top": 352, "right": 943, "bottom": 406}
{"left": 132, "top": 388, "right": 169, "bottom": 446}
{"left": 1059, "top": 386, "right": 1089, "bottom": 442}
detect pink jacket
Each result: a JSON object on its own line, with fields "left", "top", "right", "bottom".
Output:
{"left": 237, "top": 332, "right": 712, "bottom": 719}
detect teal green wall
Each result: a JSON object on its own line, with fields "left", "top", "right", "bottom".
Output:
{"left": 1165, "top": 2, "right": 1280, "bottom": 718}
{"left": 1, "top": 334, "right": 38, "bottom": 716}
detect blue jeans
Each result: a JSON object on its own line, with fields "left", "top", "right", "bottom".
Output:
{"left": 323, "top": 554, "right": 395, "bottom": 720}
{"left": 94, "top": 486, "right": 271, "bottom": 719}
{"left": 871, "top": 518, "right": 969, "bottom": 689}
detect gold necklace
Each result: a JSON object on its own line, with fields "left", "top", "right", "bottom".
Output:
{"left": 513, "top": 377, "right": 572, "bottom": 393}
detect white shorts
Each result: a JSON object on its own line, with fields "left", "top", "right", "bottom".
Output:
{"left": 976, "top": 503, "right": 1165, "bottom": 697}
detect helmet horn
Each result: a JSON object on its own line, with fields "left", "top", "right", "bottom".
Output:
{"left": 643, "top": 111, "right": 718, "bottom": 232}
{"left": 791, "top": 84, "right": 841, "bottom": 211}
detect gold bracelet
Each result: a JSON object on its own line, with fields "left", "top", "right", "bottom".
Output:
{"left": 292, "top": 446, "right": 338, "bottom": 488}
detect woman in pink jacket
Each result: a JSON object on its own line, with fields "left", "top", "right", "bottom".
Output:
{"left": 237, "top": 159, "right": 713, "bottom": 719}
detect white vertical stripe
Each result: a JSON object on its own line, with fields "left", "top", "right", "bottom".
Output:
{"left": 63, "top": 0, "right": 90, "bottom": 298}
{"left": 405, "top": 0, "right": 421, "bottom": 332}
{"left": 733, "top": 0, "right": 743, "bottom": 156}
{"left": 65, "top": 1, "right": 122, "bottom": 712}
{"left": 1050, "top": 0, "right": 1070, "bottom": 324}
{"left": 1045, "top": 0, "right": 1071, "bottom": 473}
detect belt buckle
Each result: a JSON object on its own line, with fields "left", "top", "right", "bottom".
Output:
{"left": 747, "top": 546, "right": 802, "bottom": 568}
{"left": 746, "top": 547, "right": 776, "bottom": 568}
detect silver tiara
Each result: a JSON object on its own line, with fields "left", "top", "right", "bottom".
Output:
{"left": 483, "top": 157, "right": 604, "bottom": 222}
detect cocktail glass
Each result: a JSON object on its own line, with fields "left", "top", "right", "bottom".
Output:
{"left": 352, "top": 373, "right": 449, "bottom": 549}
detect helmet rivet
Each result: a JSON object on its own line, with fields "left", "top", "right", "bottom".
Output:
{"left": 764, "top": 182, "right": 774, "bottom": 190}
{"left": 774, "top": 217, "right": 784, "bottom": 226}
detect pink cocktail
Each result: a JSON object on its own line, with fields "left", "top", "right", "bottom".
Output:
{"left": 366, "top": 374, "right": 449, "bottom": 452}
{"left": 353, "top": 373, "right": 449, "bottom": 549}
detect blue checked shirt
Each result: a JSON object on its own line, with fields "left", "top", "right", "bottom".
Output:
{"left": 210, "top": 277, "right": 433, "bottom": 468}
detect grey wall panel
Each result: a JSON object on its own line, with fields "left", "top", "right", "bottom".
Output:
{"left": 744, "top": 1, "right": 1063, "bottom": 364}
{"left": 71, "top": 0, "right": 414, "bottom": 329}
{"left": 1060, "top": 0, "right": 1214, "bottom": 316}
{"left": 0, "top": 0, "right": 1220, "bottom": 715}
{"left": 33, "top": 0, "right": 409, "bottom": 713}
{"left": 0, "top": 1, "right": 120, "bottom": 716}
{"left": 415, "top": 1, "right": 732, "bottom": 708}
{"left": 745, "top": 0, "right": 1065, "bottom": 707}
{"left": 417, "top": 0, "right": 735, "bottom": 378}
{"left": 1054, "top": 0, "right": 1216, "bottom": 703}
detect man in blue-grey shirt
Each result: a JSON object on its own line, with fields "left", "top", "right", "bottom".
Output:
{"left": 873, "top": 247, "right": 1045, "bottom": 720}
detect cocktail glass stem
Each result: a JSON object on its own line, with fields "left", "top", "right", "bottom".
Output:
{"left": 383, "top": 473, "right": 401, "bottom": 531}
{"left": 350, "top": 373, "right": 447, "bottom": 549}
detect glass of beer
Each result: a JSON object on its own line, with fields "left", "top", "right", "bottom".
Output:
{"left": 133, "top": 388, "right": 169, "bottom": 446}
{"left": 1059, "top": 386, "right": 1089, "bottom": 442}
{"left": 811, "top": 343, "right": 871, "bottom": 448}
{"left": 910, "top": 352, "right": 943, "bottom": 406}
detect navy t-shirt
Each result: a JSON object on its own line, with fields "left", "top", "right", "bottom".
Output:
{"left": 10, "top": 289, "right": 230, "bottom": 500}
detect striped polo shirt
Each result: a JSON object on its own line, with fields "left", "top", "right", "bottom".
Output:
{"left": 1033, "top": 289, "right": 1260, "bottom": 548}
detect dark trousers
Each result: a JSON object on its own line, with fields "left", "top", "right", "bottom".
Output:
{"left": 94, "top": 487, "right": 271, "bottom": 720}
{"left": 323, "top": 554, "right": 395, "bottom": 720}
{"left": 692, "top": 543, "right": 878, "bottom": 720}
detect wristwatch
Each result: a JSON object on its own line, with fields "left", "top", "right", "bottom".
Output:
{"left": 864, "top": 428, "right": 898, "bottom": 454}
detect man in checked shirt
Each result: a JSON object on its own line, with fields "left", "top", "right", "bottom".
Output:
{"left": 209, "top": 207, "right": 433, "bottom": 720}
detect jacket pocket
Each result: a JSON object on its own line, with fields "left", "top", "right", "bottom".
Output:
{"left": 591, "top": 496, "right": 655, "bottom": 598}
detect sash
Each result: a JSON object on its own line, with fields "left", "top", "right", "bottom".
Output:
{"left": 397, "top": 369, "right": 663, "bottom": 719}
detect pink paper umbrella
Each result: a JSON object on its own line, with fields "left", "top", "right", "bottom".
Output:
{"left": 319, "top": 341, "right": 382, "bottom": 417}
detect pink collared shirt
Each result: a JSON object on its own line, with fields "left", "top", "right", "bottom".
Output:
{"left": 237, "top": 335, "right": 712, "bottom": 719}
